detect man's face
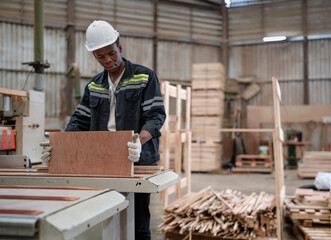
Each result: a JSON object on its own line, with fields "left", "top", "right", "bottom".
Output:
{"left": 93, "top": 43, "right": 123, "bottom": 74}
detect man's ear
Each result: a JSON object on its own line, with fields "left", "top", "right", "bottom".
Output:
{"left": 118, "top": 44, "right": 122, "bottom": 53}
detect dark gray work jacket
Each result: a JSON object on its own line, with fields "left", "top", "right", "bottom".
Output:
{"left": 66, "top": 58, "right": 166, "bottom": 165}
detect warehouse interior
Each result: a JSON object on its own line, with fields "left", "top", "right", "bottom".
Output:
{"left": 0, "top": 0, "right": 330, "bottom": 239}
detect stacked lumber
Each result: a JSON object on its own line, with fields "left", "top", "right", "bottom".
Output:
{"left": 190, "top": 143, "right": 221, "bottom": 172}
{"left": 160, "top": 187, "right": 277, "bottom": 239}
{"left": 298, "top": 151, "right": 331, "bottom": 178}
{"left": 191, "top": 63, "right": 225, "bottom": 171}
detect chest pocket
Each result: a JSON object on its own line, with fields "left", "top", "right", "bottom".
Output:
{"left": 89, "top": 96, "right": 101, "bottom": 108}
{"left": 125, "top": 90, "right": 142, "bottom": 102}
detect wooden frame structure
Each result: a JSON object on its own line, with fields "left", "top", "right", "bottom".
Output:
{"left": 185, "top": 77, "right": 285, "bottom": 239}
{"left": 160, "top": 81, "right": 192, "bottom": 207}
{"left": 160, "top": 78, "right": 285, "bottom": 239}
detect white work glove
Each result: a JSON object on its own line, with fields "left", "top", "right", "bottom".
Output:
{"left": 127, "top": 133, "right": 141, "bottom": 162}
{"left": 40, "top": 141, "right": 52, "bottom": 166}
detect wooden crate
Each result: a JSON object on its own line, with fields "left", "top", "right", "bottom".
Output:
{"left": 190, "top": 142, "right": 221, "bottom": 172}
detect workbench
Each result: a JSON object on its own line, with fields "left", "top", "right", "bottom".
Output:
{"left": 0, "top": 168, "right": 180, "bottom": 239}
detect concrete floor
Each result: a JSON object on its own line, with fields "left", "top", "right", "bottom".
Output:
{"left": 150, "top": 169, "right": 314, "bottom": 239}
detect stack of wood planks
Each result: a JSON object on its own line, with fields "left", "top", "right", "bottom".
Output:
{"left": 298, "top": 151, "right": 331, "bottom": 178}
{"left": 285, "top": 188, "right": 331, "bottom": 240}
{"left": 160, "top": 187, "right": 277, "bottom": 239}
{"left": 191, "top": 63, "right": 225, "bottom": 172}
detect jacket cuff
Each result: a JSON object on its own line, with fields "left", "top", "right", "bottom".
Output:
{"left": 141, "top": 124, "right": 162, "bottom": 138}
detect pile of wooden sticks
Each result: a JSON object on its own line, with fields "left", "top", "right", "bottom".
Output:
{"left": 160, "top": 187, "right": 277, "bottom": 239}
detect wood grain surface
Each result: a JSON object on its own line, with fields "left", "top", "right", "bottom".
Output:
{"left": 48, "top": 131, "right": 133, "bottom": 176}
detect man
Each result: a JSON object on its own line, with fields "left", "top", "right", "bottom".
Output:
{"left": 43, "top": 20, "right": 166, "bottom": 239}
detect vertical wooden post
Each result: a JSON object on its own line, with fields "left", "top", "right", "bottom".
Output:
{"left": 272, "top": 77, "right": 285, "bottom": 240}
{"left": 161, "top": 81, "right": 170, "bottom": 207}
{"left": 175, "top": 85, "right": 182, "bottom": 199}
{"left": 185, "top": 87, "right": 192, "bottom": 194}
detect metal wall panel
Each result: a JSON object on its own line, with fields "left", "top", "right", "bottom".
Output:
{"left": 228, "top": 0, "right": 331, "bottom": 43}
{"left": 157, "top": 41, "right": 221, "bottom": 81}
{"left": 264, "top": 0, "right": 302, "bottom": 37}
{"left": 309, "top": 39, "right": 331, "bottom": 80}
{"left": 1, "top": 22, "right": 33, "bottom": 71}
{"left": 158, "top": 2, "right": 222, "bottom": 44}
{"left": 307, "top": 0, "right": 331, "bottom": 36}
{"left": 116, "top": 0, "right": 154, "bottom": 34}
{"left": 229, "top": 39, "right": 331, "bottom": 106}
{"left": 309, "top": 80, "right": 331, "bottom": 105}
{"left": 229, "top": 41, "right": 303, "bottom": 82}
{"left": 0, "top": 22, "right": 65, "bottom": 72}
{"left": 228, "top": 5, "right": 262, "bottom": 42}
{"left": 248, "top": 81, "right": 304, "bottom": 106}
{"left": 0, "top": 0, "right": 67, "bottom": 26}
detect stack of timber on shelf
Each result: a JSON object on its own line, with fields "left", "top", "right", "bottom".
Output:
{"left": 191, "top": 63, "right": 225, "bottom": 172}
{"left": 233, "top": 154, "right": 273, "bottom": 173}
{"left": 285, "top": 188, "right": 331, "bottom": 240}
{"left": 298, "top": 151, "right": 331, "bottom": 179}
{"left": 159, "top": 187, "right": 277, "bottom": 239}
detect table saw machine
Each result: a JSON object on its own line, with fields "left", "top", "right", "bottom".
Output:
{"left": 0, "top": 167, "right": 180, "bottom": 239}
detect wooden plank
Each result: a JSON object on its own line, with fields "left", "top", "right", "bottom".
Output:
{"left": 0, "top": 88, "right": 28, "bottom": 97}
{"left": 49, "top": 131, "right": 133, "bottom": 176}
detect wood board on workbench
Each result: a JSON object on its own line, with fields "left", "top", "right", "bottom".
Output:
{"left": 49, "top": 131, "right": 133, "bottom": 176}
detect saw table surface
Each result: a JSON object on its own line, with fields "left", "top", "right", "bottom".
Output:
{"left": 0, "top": 168, "right": 180, "bottom": 193}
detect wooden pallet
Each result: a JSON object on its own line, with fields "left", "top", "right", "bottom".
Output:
{"left": 285, "top": 198, "right": 331, "bottom": 222}
{"left": 232, "top": 167, "right": 273, "bottom": 173}
{"left": 233, "top": 155, "right": 273, "bottom": 173}
{"left": 300, "top": 227, "right": 331, "bottom": 240}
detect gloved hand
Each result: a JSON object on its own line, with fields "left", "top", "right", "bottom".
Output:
{"left": 40, "top": 141, "right": 52, "bottom": 166}
{"left": 127, "top": 133, "right": 141, "bottom": 162}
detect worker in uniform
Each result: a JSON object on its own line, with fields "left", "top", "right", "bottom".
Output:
{"left": 42, "top": 20, "right": 166, "bottom": 240}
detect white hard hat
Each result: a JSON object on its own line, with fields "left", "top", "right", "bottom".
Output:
{"left": 85, "top": 20, "right": 120, "bottom": 52}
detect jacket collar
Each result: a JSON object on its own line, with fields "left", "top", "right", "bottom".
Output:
{"left": 95, "top": 58, "right": 134, "bottom": 90}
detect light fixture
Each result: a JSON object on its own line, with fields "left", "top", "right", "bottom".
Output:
{"left": 263, "top": 36, "right": 287, "bottom": 42}
{"left": 225, "top": 0, "right": 231, "bottom": 5}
